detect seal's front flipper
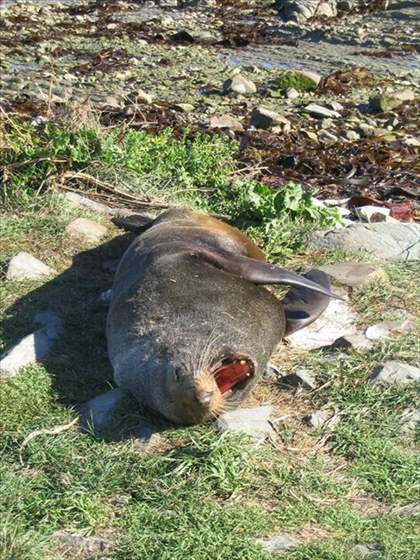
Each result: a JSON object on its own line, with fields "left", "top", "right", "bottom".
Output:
{"left": 112, "top": 212, "right": 155, "bottom": 234}
{"left": 282, "top": 269, "right": 331, "bottom": 336}
{"left": 190, "top": 250, "right": 341, "bottom": 300}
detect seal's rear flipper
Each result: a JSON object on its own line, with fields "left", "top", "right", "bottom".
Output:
{"left": 282, "top": 269, "right": 331, "bottom": 336}
{"left": 112, "top": 212, "right": 155, "bottom": 233}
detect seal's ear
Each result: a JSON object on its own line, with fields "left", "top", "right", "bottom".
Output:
{"left": 190, "top": 250, "right": 340, "bottom": 300}
{"left": 282, "top": 269, "right": 332, "bottom": 336}
{"left": 111, "top": 212, "right": 156, "bottom": 233}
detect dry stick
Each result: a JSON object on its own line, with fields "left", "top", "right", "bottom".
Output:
{"left": 19, "top": 416, "right": 79, "bottom": 466}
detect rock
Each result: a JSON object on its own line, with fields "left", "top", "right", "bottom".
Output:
{"left": 355, "top": 206, "right": 394, "bottom": 223}
{"left": 400, "top": 408, "right": 420, "bottom": 435}
{"left": 305, "top": 410, "right": 331, "bottom": 428}
{"left": 304, "top": 103, "right": 340, "bottom": 119}
{"left": 281, "top": 368, "right": 317, "bottom": 389}
{"left": 295, "top": 69, "right": 322, "bottom": 87}
{"left": 365, "top": 317, "right": 415, "bottom": 341}
{"left": 102, "top": 95, "right": 123, "bottom": 109}
{"left": 325, "top": 333, "right": 373, "bottom": 351}
{"left": 0, "top": 311, "right": 62, "bottom": 377}
{"left": 392, "top": 502, "right": 420, "bottom": 516}
{"left": 369, "top": 361, "right": 420, "bottom": 388}
{"left": 279, "top": 0, "right": 337, "bottom": 22}
{"left": 308, "top": 223, "right": 420, "bottom": 261}
{"left": 285, "top": 86, "right": 299, "bottom": 99}
{"left": 263, "top": 362, "right": 283, "bottom": 380}
{"left": 345, "top": 130, "right": 361, "bottom": 141}
{"left": 256, "top": 533, "right": 300, "bottom": 553}
{"left": 319, "top": 263, "right": 384, "bottom": 288}
{"left": 6, "top": 252, "right": 55, "bottom": 281}
{"left": 216, "top": 405, "right": 275, "bottom": 440}
{"left": 174, "top": 102, "right": 195, "bottom": 113}
{"left": 288, "top": 298, "right": 357, "bottom": 350}
{"left": 53, "top": 531, "right": 112, "bottom": 556}
{"left": 65, "top": 218, "right": 108, "bottom": 243}
{"left": 131, "top": 421, "right": 163, "bottom": 454}
{"left": 223, "top": 74, "right": 257, "bottom": 95}
{"left": 369, "top": 89, "right": 415, "bottom": 113}
{"left": 136, "top": 88, "right": 153, "bottom": 104}
{"left": 319, "top": 130, "right": 339, "bottom": 143}
{"left": 328, "top": 101, "right": 344, "bottom": 112}
{"left": 209, "top": 114, "right": 244, "bottom": 132}
{"left": 250, "top": 106, "right": 291, "bottom": 130}
{"left": 60, "top": 192, "right": 112, "bottom": 214}
{"left": 352, "top": 544, "right": 383, "bottom": 558}
{"left": 79, "top": 388, "right": 135, "bottom": 433}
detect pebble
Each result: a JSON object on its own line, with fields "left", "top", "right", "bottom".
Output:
{"left": 345, "top": 129, "right": 360, "bottom": 141}
{"left": 61, "top": 192, "right": 112, "bottom": 214}
{"left": 352, "top": 544, "right": 383, "bottom": 558}
{"left": 369, "top": 361, "right": 420, "bottom": 388}
{"left": 6, "top": 252, "right": 55, "bottom": 281}
{"left": 369, "top": 89, "right": 415, "bottom": 113}
{"left": 392, "top": 502, "right": 420, "bottom": 516}
{"left": 325, "top": 333, "right": 373, "bottom": 351}
{"left": 0, "top": 311, "right": 62, "bottom": 377}
{"left": 256, "top": 533, "right": 300, "bottom": 553}
{"left": 365, "top": 317, "right": 415, "bottom": 341}
{"left": 136, "top": 88, "right": 153, "bottom": 104}
{"left": 53, "top": 531, "right": 112, "bottom": 556}
{"left": 79, "top": 388, "right": 135, "bottom": 434}
{"left": 223, "top": 74, "right": 257, "bottom": 95}
{"left": 304, "top": 103, "right": 341, "bottom": 119}
{"left": 305, "top": 410, "right": 331, "bottom": 428}
{"left": 281, "top": 368, "right": 317, "bottom": 389}
{"left": 216, "top": 405, "right": 275, "bottom": 440}
{"left": 319, "top": 262, "right": 384, "bottom": 288}
{"left": 209, "top": 114, "right": 244, "bottom": 132}
{"left": 355, "top": 206, "right": 394, "bottom": 223}
{"left": 250, "top": 106, "right": 291, "bottom": 130}
{"left": 65, "top": 218, "right": 108, "bottom": 243}
{"left": 174, "top": 102, "right": 195, "bottom": 113}
{"left": 285, "top": 86, "right": 299, "bottom": 99}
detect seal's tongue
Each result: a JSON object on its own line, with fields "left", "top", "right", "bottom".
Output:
{"left": 214, "top": 360, "right": 252, "bottom": 394}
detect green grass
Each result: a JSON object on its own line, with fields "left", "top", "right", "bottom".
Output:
{"left": 0, "top": 116, "right": 419, "bottom": 559}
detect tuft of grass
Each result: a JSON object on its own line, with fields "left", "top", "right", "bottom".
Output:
{"left": 276, "top": 71, "right": 319, "bottom": 93}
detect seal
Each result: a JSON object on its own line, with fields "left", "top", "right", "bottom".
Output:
{"left": 107, "top": 207, "right": 338, "bottom": 425}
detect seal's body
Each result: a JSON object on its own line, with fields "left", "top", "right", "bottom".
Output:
{"left": 107, "top": 208, "right": 336, "bottom": 425}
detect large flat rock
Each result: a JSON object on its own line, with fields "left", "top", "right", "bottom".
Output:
{"left": 309, "top": 223, "right": 420, "bottom": 261}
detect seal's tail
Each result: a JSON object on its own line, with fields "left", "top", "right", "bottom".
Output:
{"left": 282, "top": 269, "right": 332, "bottom": 336}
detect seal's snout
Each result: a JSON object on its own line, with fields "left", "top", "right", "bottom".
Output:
{"left": 196, "top": 390, "right": 214, "bottom": 407}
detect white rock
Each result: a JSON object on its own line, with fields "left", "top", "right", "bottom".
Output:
{"left": 6, "top": 252, "right": 55, "bottom": 281}
{"left": 256, "top": 533, "right": 300, "bottom": 553}
{"left": 61, "top": 192, "right": 112, "bottom": 214}
{"left": 65, "top": 218, "right": 108, "bottom": 243}
{"left": 304, "top": 103, "right": 340, "bottom": 119}
{"left": 223, "top": 74, "right": 256, "bottom": 95}
{"left": 369, "top": 361, "right": 420, "bottom": 388}
{"left": 216, "top": 405, "right": 275, "bottom": 440}
{"left": 285, "top": 86, "right": 299, "bottom": 99}
{"left": 319, "top": 262, "right": 384, "bottom": 287}
{"left": 365, "top": 317, "right": 415, "bottom": 341}
{"left": 80, "top": 388, "right": 134, "bottom": 432}
{"left": 281, "top": 368, "right": 317, "bottom": 389}
{"left": 355, "top": 205, "right": 395, "bottom": 223}
{"left": 288, "top": 298, "right": 357, "bottom": 350}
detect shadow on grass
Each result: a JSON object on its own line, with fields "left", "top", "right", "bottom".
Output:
{"left": 3, "top": 232, "right": 136, "bottom": 408}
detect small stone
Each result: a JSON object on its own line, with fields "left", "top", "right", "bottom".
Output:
{"left": 216, "top": 405, "right": 275, "bottom": 440}
{"left": 369, "top": 361, "right": 420, "bottom": 388}
{"left": 136, "top": 88, "right": 153, "bottom": 104}
{"left": 295, "top": 69, "right": 322, "bottom": 87}
{"left": 131, "top": 421, "right": 163, "bottom": 454}
{"left": 392, "top": 502, "right": 420, "bottom": 516}
{"left": 6, "top": 252, "right": 55, "bottom": 281}
{"left": 285, "top": 86, "right": 299, "bottom": 99}
{"left": 60, "top": 192, "right": 112, "bottom": 214}
{"left": 319, "top": 263, "right": 384, "bottom": 288}
{"left": 263, "top": 362, "right": 283, "bottom": 380}
{"left": 288, "top": 298, "right": 357, "bottom": 351}
{"left": 53, "top": 531, "right": 112, "bottom": 556}
{"left": 65, "top": 218, "right": 108, "bottom": 243}
{"left": 304, "top": 103, "right": 340, "bottom": 119}
{"left": 352, "top": 544, "right": 383, "bottom": 558}
{"left": 369, "top": 89, "right": 415, "bottom": 113}
{"left": 281, "top": 368, "right": 317, "bottom": 389}
{"left": 250, "top": 106, "right": 291, "bottom": 130}
{"left": 308, "top": 223, "right": 420, "bottom": 261}
{"left": 319, "top": 130, "right": 339, "bottom": 143}
{"left": 0, "top": 309, "right": 62, "bottom": 377}
{"left": 305, "top": 410, "right": 331, "bottom": 428}
{"left": 355, "top": 206, "right": 394, "bottom": 223}
{"left": 79, "top": 388, "right": 135, "bottom": 433}
{"left": 328, "top": 101, "right": 344, "bottom": 112}
{"left": 345, "top": 129, "right": 360, "bottom": 141}
{"left": 365, "top": 318, "right": 415, "bottom": 341}
{"left": 400, "top": 408, "right": 420, "bottom": 435}
{"left": 209, "top": 114, "right": 244, "bottom": 132}
{"left": 174, "top": 103, "right": 195, "bottom": 113}
{"left": 223, "top": 74, "right": 257, "bottom": 95}
{"left": 256, "top": 534, "right": 300, "bottom": 553}
{"left": 326, "top": 333, "right": 374, "bottom": 351}
{"left": 102, "top": 95, "right": 123, "bottom": 109}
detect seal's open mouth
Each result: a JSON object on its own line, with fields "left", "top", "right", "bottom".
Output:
{"left": 214, "top": 357, "right": 254, "bottom": 395}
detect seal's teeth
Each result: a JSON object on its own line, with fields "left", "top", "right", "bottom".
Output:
{"left": 239, "top": 359, "right": 246, "bottom": 365}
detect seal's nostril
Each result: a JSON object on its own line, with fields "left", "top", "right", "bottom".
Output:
{"left": 197, "top": 391, "right": 213, "bottom": 406}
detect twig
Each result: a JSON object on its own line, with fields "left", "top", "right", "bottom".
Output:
{"left": 19, "top": 417, "right": 79, "bottom": 466}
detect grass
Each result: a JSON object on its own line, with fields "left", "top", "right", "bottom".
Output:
{"left": 0, "top": 113, "right": 419, "bottom": 559}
